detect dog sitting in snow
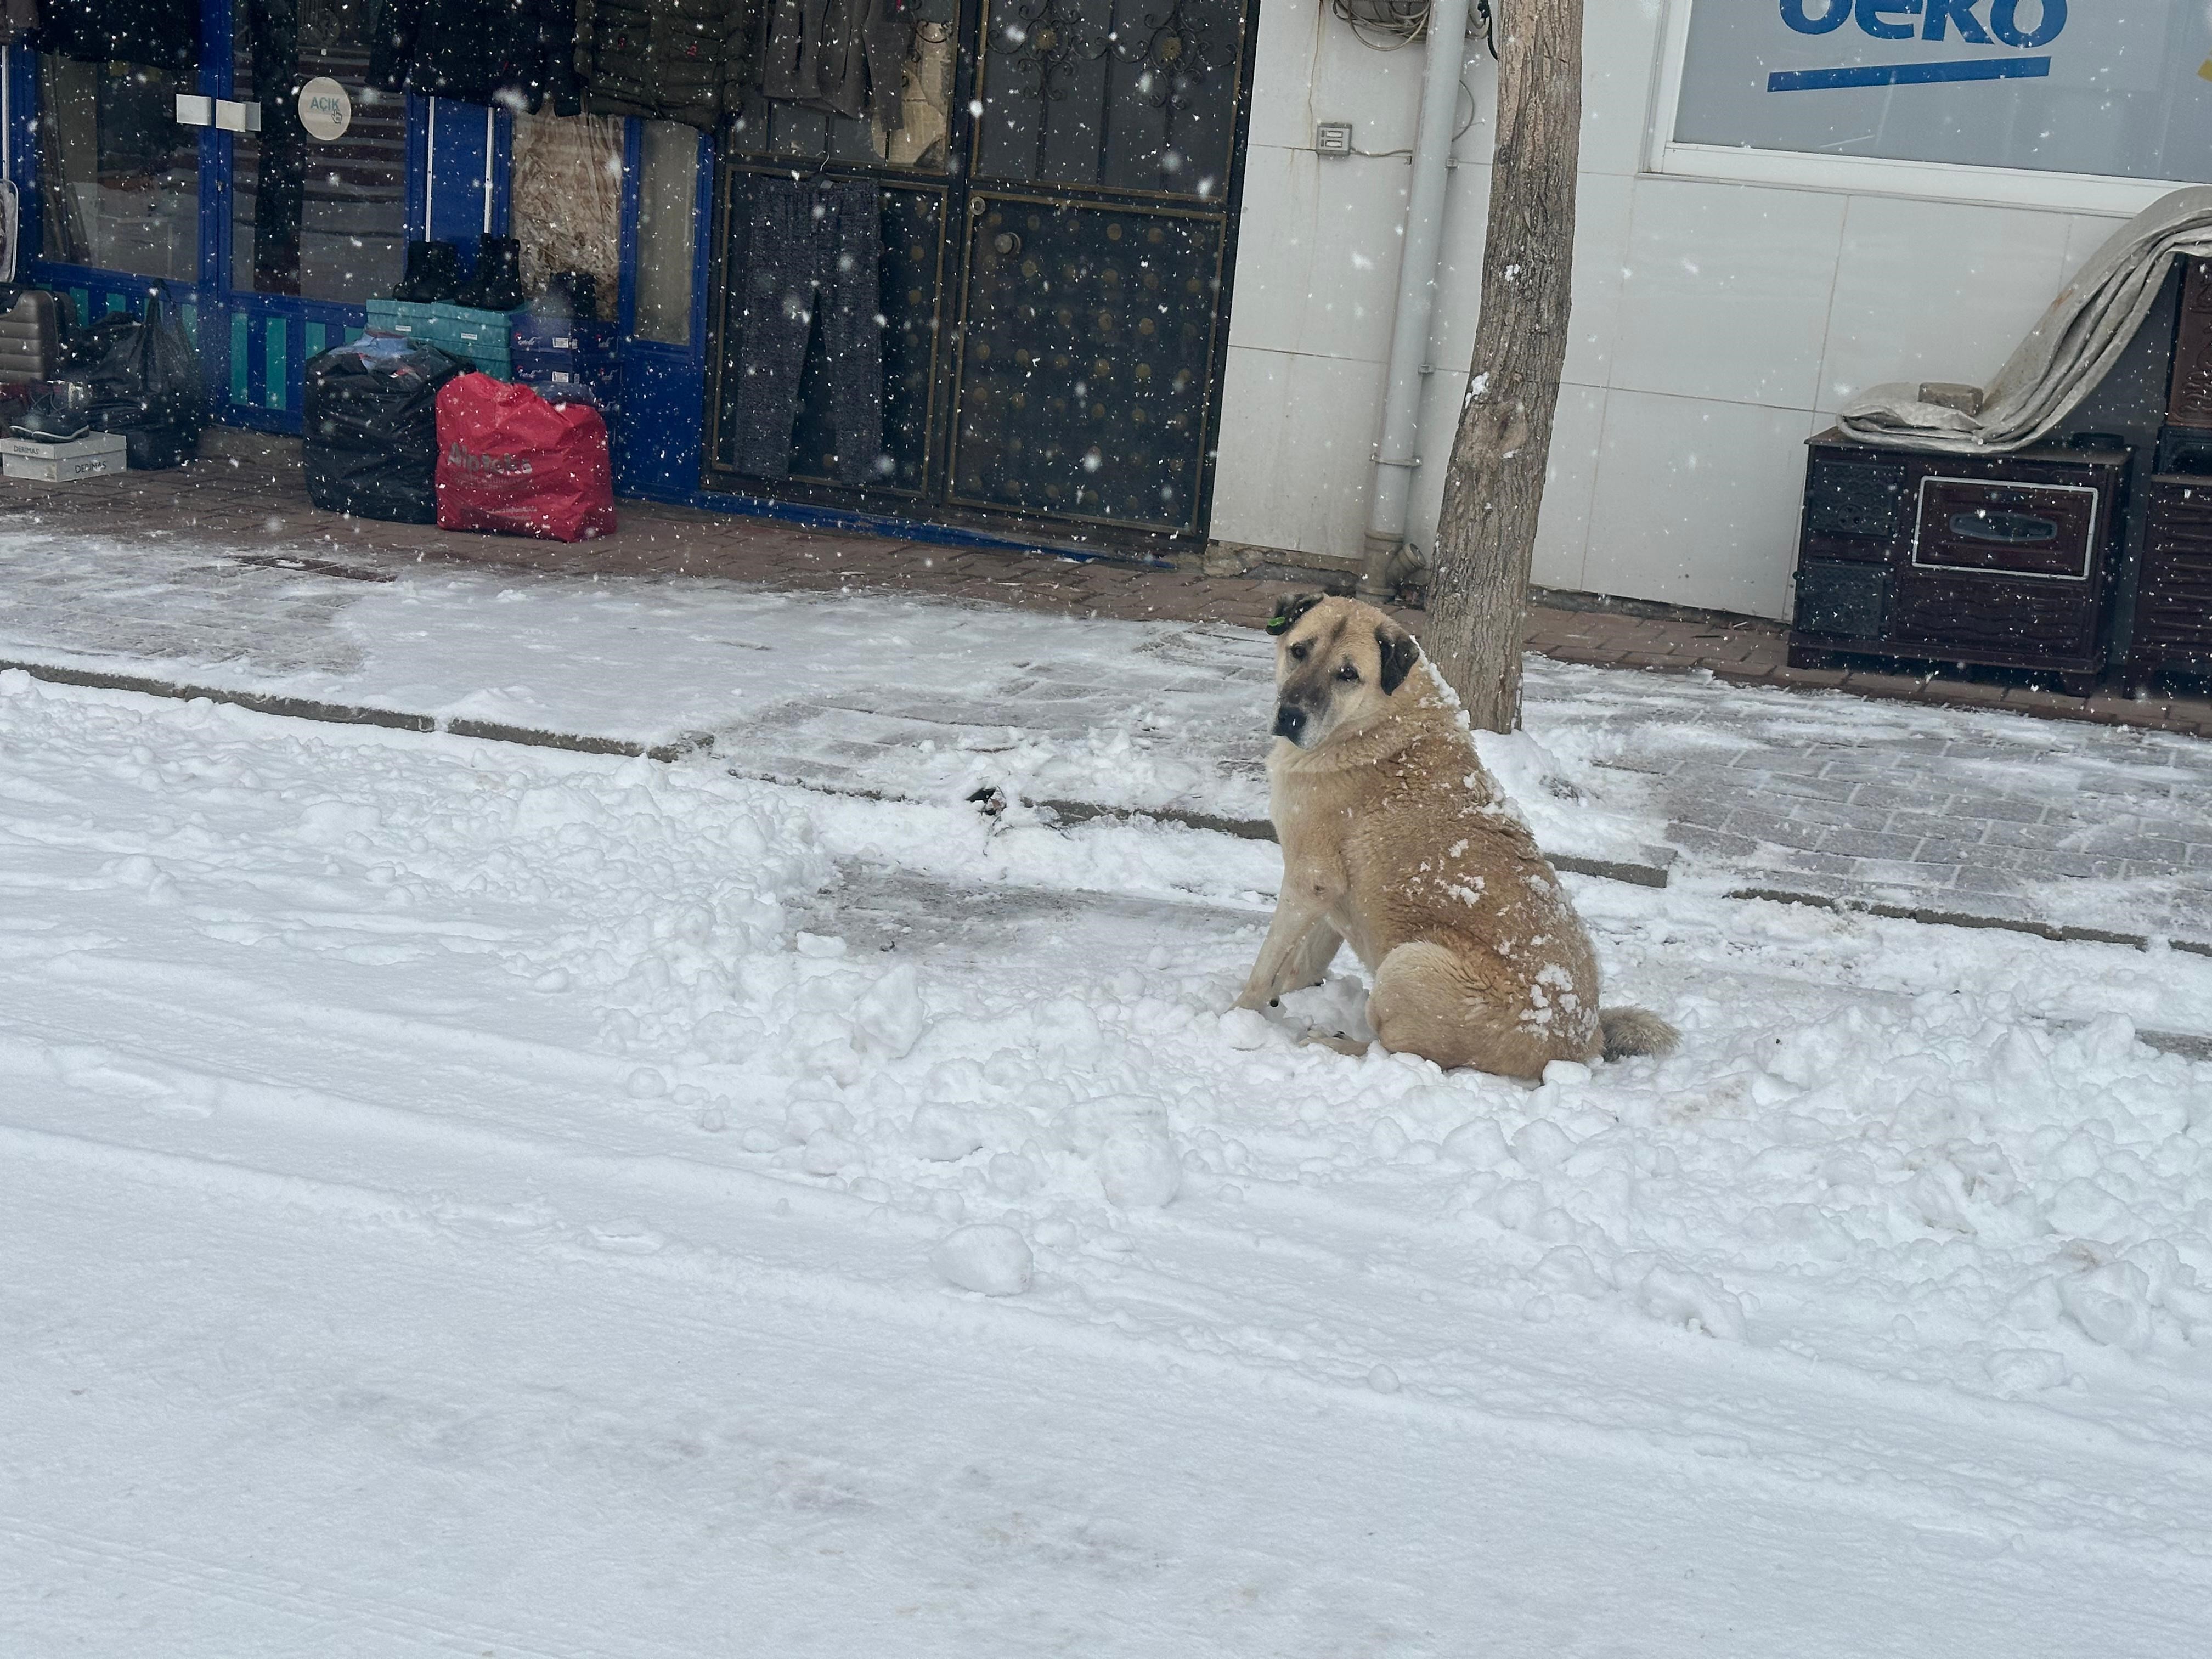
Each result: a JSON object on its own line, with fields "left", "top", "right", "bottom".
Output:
{"left": 1234, "top": 592, "right": 1676, "bottom": 1080}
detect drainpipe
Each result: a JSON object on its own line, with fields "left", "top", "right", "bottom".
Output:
{"left": 1356, "top": 0, "right": 1471, "bottom": 601}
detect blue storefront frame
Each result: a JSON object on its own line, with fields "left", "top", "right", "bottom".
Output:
{"left": 0, "top": 9, "right": 1099, "bottom": 561}
{"left": 0, "top": 7, "right": 714, "bottom": 493}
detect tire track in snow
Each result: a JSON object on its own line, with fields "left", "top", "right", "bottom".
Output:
{"left": 7, "top": 1088, "right": 2211, "bottom": 1575}
{"left": 1, "top": 1518, "right": 613, "bottom": 1659}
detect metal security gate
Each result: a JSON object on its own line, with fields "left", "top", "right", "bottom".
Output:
{"left": 703, "top": 0, "right": 1258, "bottom": 554}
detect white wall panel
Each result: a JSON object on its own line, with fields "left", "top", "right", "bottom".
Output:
{"left": 1212, "top": 0, "right": 2132, "bottom": 619}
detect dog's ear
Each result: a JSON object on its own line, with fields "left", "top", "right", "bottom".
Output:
{"left": 1265, "top": 591, "right": 1325, "bottom": 637}
{"left": 1376, "top": 622, "right": 1420, "bottom": 695}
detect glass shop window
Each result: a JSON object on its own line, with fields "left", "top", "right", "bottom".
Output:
{"left": 34, "top": 56, "right": 200, "bottom": 279}
{"left": 511, "top": 111, "right": 624, "bottom": 320}
{"left": 230, "top": 0, "right": 410, "bottom": 301}
{"left": 632, "top": 121, "right": 698, "bottom": 345}
{"left": 1673, "top": 0, "right": 2212, "bottom": 183}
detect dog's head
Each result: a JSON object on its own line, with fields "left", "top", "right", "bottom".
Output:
{"left": 1263, "top": 591, "right": 1422, "bottom": 749}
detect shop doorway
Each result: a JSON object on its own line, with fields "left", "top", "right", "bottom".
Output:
{"left": 16, "top": 1, "right": 415, "bottom": 424}
{"left": 703, "top": 0, "right": 1260, "bottom": 555}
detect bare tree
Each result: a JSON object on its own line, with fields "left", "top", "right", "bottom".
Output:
{"left": 1423, "top": 0, "right": 1583, "bottom": 733}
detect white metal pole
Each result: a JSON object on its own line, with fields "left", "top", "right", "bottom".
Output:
{"left": 1358, "top": 0, "right": 1473, "bottom": 599}
{"left": 482, "top": 105, "right": 493, "bottom": 235}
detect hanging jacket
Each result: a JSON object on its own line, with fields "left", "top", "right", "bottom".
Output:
{"left": 499, "top": 0, "right": 584, "bottom": 114}
{"left": 368, "top": 0, "right": 580, "bottom": 114}
{"left": 574, "top": 0, "right": 757, "bottom": 134}
{"left": 755, "top": 0, "right": 907, "bottom": 128}
{"left": 36, "top": 0, "right": 198, "bottom": 71}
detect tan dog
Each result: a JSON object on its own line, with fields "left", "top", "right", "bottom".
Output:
{"left": 1234, "top": 592, "right": 1677, "bottom": 1079}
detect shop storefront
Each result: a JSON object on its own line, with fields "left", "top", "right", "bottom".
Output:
{"left": 14, "top": 2, "right": 2208, "bottom": 622}
{"left": 0, "top": 0, "right": 1262, "bottom": 551}
{"left": 1209, "top": 0, "right": 2212, "bottom": 621}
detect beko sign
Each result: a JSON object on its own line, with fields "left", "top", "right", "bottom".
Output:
{"left": 1773, "top": 0, "right": 2065, "bottom": 88}
{"left": 1672, "top": 0, "right": 2202, "bottom": 183}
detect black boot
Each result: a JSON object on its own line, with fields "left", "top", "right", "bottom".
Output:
{"left": 455, "top": 236, "right": 526, "bottom": 313}
{"left": 12, "top": 385, "right": 93, "bottom": 442}
{"left": 392, "top": 241, "right": 461, "bottom": 303}
{"left": 533, "top": 269, "right": 600, "bottom": 322}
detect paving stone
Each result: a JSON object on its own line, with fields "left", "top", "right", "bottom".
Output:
{"left": 1776, "top": 849, "right": 1863, "bottom": 876}
{"left": 1783, "top": 797, "right": 1896, "bottom": 832}
{"left": 1817, "top": 828, "right": 1928, "bottom": 861}
{"left": 1723, "top": 808, "right": 1825, "bottom": 847}
{"left": 1856, "top": 858, "right": 1961, "bottom": 888}
{"left": 1850, "top": 782, "right": 1957, "bottom": 812}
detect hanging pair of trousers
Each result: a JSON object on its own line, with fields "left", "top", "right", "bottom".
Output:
{"left": 731, "top": 175, "right": 883, "bottom": 488}
{"left": 244, "top": 0, "right": 305, "bottom": 291}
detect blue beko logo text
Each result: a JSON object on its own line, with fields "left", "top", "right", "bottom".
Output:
{"left": 1769, "top": 0, "right": 2064, "bottom": 91}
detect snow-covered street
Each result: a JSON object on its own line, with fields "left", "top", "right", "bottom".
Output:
{"left": 5, "top": 659, "right": 2211, "bottom": 1656}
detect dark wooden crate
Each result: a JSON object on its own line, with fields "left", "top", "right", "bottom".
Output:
{"left": 2170, "top": 258, "right": 2212, "bottom": 428}
{"left": 2128, "top": 475, "right": 2212, "bottom": 684}
{"left": 1790, "top": 431, "right": 2128, "bottom": 691}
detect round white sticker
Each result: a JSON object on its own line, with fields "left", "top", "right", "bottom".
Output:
{"left": 297, "top": 77, "right": 352, "bottom": 142}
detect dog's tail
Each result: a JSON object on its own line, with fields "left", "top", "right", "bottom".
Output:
{"left": 1599, "top": 1006, "right": 1679, "bottom": 1062}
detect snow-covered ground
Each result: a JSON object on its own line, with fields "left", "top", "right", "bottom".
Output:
{"left": 10, "top": 527, "right": 2212, "bottom": 943}
{"left": 5, "top": 663, "right": 2211, "bottom": 1655}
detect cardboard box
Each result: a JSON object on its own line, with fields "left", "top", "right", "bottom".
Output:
{"left": 2, "top": 431, "right": 128, "bottom": 482}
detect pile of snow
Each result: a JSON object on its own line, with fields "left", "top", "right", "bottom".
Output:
{"left": 4, "top": 668, "right": 2212, "bottom": 1654}
{"left": 10, "top": 666, "right": 2209, "bottom": 1405}
{"left": 7, "top": 667, "right": 2212, "bottom": 1645}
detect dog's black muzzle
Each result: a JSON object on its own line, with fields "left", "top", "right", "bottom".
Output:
{"left": 1272, "top": 703, "right": 1310, "bottom": 744}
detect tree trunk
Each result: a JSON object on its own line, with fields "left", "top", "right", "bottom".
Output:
{"left": 1424, "top": 0, "right": 1583, "bottom": 733}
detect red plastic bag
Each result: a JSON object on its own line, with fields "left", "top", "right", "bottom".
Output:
{"left": 435, "top": 373, "right": 617, "bottom": 543}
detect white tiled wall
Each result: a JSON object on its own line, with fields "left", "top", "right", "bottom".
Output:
{"left": 1210, "top": 0, "right": 2128, "bottom": 620}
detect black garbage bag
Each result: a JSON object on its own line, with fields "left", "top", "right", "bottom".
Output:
{"left": 302, "top": 339, "right": 469, "bottom": 524}
{"left": 75, "top": 294, "right": 205, "bottom": 470}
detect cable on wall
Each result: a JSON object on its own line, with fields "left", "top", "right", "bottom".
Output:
{"left": 1329, "top": 0, "right": 1496, "bottom": 55}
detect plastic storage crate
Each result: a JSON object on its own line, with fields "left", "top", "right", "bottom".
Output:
{"left": 510, "top": 313, "right": 619, "bottom": 418}
{"left": 509, "top": 314, "right": 617, "bottom": 357}
{"left": 363, "top": 301, "right": 516, "bottom": 380}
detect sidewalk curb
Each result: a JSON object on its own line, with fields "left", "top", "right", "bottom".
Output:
{"left": 1726, "top": 884, "right": 2212, "bottom": 960}
{"left": 7, "top": 654, "right": 2202, "bottom": 947}
{"left": 0, "top": 658, "right": 698, "bottom": 763}
{"left": 1033, "top": 796, "right": 1677, "bottom": 888}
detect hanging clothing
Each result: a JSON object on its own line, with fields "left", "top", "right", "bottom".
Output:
{"left": 873, "top": 18, "right": 949, "bottom": 168}
{"left": 755, "top": 0, "right": 909, "bottom": 129}
{"left": 241, "top": 0, "right": 305, "bottom": 288}
{"left": 727, "top": 175, "right": 882, "bottom": 487}
{"left": 366, "top": 0, "right": 580, "bottom": 114}
{"left": 35, "top": 0, "right": 198, "bottom": 71}
{"left": 498, "top": 0, "right": 585, "bottom": 113}
{"left": 575, "top": 0, "right": 758, "bottom": 133}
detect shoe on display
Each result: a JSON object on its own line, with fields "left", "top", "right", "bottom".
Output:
{"left": 454, "top": 236, "right": 526, "bottom": 313}
{"left": 392, "top": 241, "right": 461, "bottom": 303}
{"left": 12, "top": 391, "right": 93, "bottom": 442}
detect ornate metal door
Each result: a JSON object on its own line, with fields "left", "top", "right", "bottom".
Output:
{"left": 703, "top": 0, "right": 1257, "bottom": 555}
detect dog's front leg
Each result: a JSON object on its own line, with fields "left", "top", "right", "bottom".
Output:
{"left": 1278, "top": 921, "right": 1344, "bottom": 996}
{"left": 1234, "top": 879, "right": 1341, "bottom": 1010}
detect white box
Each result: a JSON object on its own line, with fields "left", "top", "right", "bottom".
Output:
{"left": 2, "top": 431, "right": 128, "bottom": 482}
